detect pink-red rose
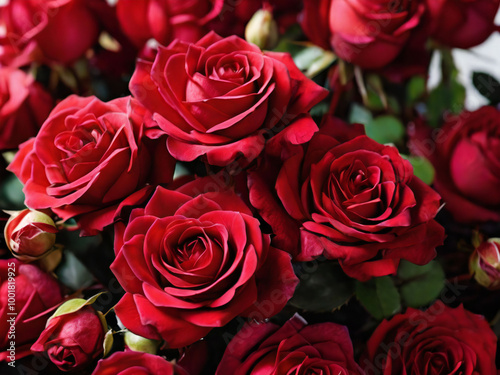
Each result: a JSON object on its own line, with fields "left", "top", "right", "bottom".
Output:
{"left": 111, "top": 178, "right": 298, "bottom": 348}
{"left": 8, "top": 95, "right": 175, "bottom": 235}
{"left": 362, "top": 301, "right": 497, "bottom": 375}
{"left": 0, "top": 68, "right": 52, "bottom": 151}
{"left": 130, "top": 32, "right": 327, "bottom": 167}
{"left": 301, "top": 0, "right": 427, "bottom": 69}
{"left": 116, "top": 0, "right": 223, "bottom": 48}
{"left": 410, "top": 106, "right": 500, "bottom": 223}
{"left": 93, "top": 351, "right": 187, "bottom": 375}
{"left": 32, "top": 305, "right": 106, "bottom": 371}
{"left": 427, "top": 0, "right": 500, "bottom": 49}
{"left": 249, "top": 116, "right": 444, "bottom": 281}
{"left": 0, "top": 0, "right": 105, "bottom": 65}
{"left": 0, "top": 259, "right": 63, "bottom": 361}
{"left": 216, "top": 314, "right": 364, "bottom": 375}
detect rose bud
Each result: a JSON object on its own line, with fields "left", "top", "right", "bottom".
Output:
{"left": 31, "top": 297, "right": 110, "bottom": 372}
{"left": 4, "top": 209, "right": 58, "bottom": 260}
{"left": 470, "top": 238, "right": 500, "bottom": 290}
{"left": 124, "top": 331, "right": 160, "bottom": 355}
{"left": 245, "top": 9, "right": 279, "bottom": 50}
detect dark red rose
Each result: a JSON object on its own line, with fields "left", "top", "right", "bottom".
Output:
{"left": 301, "top": 0, "right": 427, "bottom": 69}
{"left": 210, "top": 0, "right": 302, "bottom": 37}
{"left": 116, "top": 0, "right": 223, "bottom": 48}
{"left": 216, "top": 314, "right": 364, "bottom": 374}
{"left": 427, "top": 0, "right": 500, "bottom": 49}
{"left": 32, "top": 304, "right": 107, "bottom": 371}
{"left": 93, "top": 351, "right": 187, "bottom": 375}
{"left": 409, "top": 106, "right": 500, "bottom": 224}
{"left": 0, "top": 259, "right": 63, "bottom": 361}
{"left": 8, "top": 95, "right": 175, "bottom": 235}
{"left": 362, "top": 301, "right": 497, "bottom": 375}
{"left": 0, "top": 0, "right": 105, "bottom": 65}
{"left": 0, "top": 68, "right": 52, "bottom": 151}
{"left": 130, "top": 32, "right": 327, "bottom": 167}
{"left": 111, "top": 178, "right": 298, "bottom": 348}
{"left": 249, "top": 116, "right": 444, "bottom": 281}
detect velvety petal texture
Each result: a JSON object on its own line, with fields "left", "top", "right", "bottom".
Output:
{"left": 112, "top": 177, "right": 298, "bottom": 348}
{"left": 249, "top": 116, "right": 444, "bottom": 281}
{"left": 8, "top": 95, "right": 176, "bottom": 235}
{"left": 216, "top": 314, "right": 365, "bottom": 375}
{"left": 130, "top": 32, "right": 328, "bottom": 167}
{"left": 93, "top": 351, "right": 187, "bottom": 375}
{"left": 363, "top": 301, "right": 498, "bottom": 375}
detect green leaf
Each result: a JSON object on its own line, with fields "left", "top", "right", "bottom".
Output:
{"left": 290, "top": 261, "right": 355, "bottom": 312}
{"left": 51, "top": 293, "right": 104, "bottom": 320}
{"left": 356, "top": 276, "right": 401, "bottom": 320}
{"left": 402, "top": 155, "right": 435, "bottom": 185}
{"left": 0, "top": 173, "right": 26, "bottom": 210}
{"left": 397, "top": 260, "right": 445, "bottom": 308}
{"left": 349, "top": 103, "right": 373, "bottom": 126}
{"left": 472, "top": 72, "right": 500, "bottom": 105}
{"left": 407, "top": 76, "right": 426, "bottom": 103}
{"left": 365, "top": 115, "right": 405, "bottom": 145}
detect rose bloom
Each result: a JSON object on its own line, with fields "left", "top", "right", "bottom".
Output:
{"left": 301, "top": 0, "right": 427, "bottom": 69}
{"left": 0, "top": 259, "right": 63, "bottom": 361}
{"left": 410, "top": 106, "right": 500, "bottom": 224}
{"left": 116, "top": 0, "right": 223, "bottom": 48}
{"left": 0, "top": 68, "right": 53, "bottom": 151}
{"left": 8, "top": 95, "right": 175, "bottom": 235}
{"left": 427, "top": 0, "right": 500, "bottom": 49}
{"left": 362, "top": 301, "right": 497, "bottom": 375}
{"left": 93, "top": 351, "right": 188, "bottom": 375}
{"left": 32, "top": 305, "right": 106, "bottom": 371}
{"left": 0, "top": 0, "right": 106, "bottom": 65}
{"left": 111, "top": 178, "right": 298, "bottom": 348}
{"left": 249, "top": 116, "right": 444, "bottom": 281}
{"left": 216, "top": 314, "right": 364, "bottom": 375}
{"left": 130, "top": 32, "right": 327, "bottom": 167}
{"left": 209, "top": 0, "right": 303, "bottom": 37}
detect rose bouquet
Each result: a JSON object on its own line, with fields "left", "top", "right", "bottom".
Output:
{"left": 0, "top": 0, "right": 500, "bottom": 374}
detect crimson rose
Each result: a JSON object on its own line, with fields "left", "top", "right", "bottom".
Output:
{"left": 116, "top": 0, "right": 223, "bottom": 48}
{"left": 301, "top": 0, "right": 427, "bottom": 69}
{"left": 8, "top": 95, "right": 175, "bottom": 235}
{"left": 216, "top": 314, "right": 364, "bottom": 374}
{"left": 130, "top": 32, "right": 327, "bottom": 167}
{"left": 410, "top": 106, "right": 500, "bottom": 223}
{"left": 249, "top": 116, "right": 444, "bottom": 281}
{"left": 0, "top": 259, "right": 63, "bottom": 361}
{"left": 427, "top": 0, "right": 500, "bottom": 49}
{"left": 0, "top": 68, "right": 52, "bottom": 151}
{"left": 362, "top": 301, "right": 497, "bottom": 375}
{"left": 111, "top": 178, "right": 298, "bottom": 348}
{"left": 93, "top": 351, "right": 187, "bottom": 375}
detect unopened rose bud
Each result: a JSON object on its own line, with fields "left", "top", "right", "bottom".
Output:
{"left": 4, "top": 209, "right": 57, "bottom": 259}
{"left": 124, "top": 330, "right": 160, "bottom": 354}
{"left": 245, "top": 9, "right": 279, "bottom": 50}
{"left": 31, "top": 297, "right": 109, "bottom": 372}
{"left": 470, "top": 238, "right": 500, "bottom": 290}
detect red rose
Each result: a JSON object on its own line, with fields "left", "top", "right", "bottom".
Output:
{"left": 216, "top": 314, "right": 364, "bottom": 374}
{"left": 130, "top": 32, "right": 327, "bottom": 167}
{"left": 0, "top": 0, "right": 104, "bottom": 64}
{"left": 111, "top": 178, "right": 298, "bottom": 348}
{"left": 32, "top": 304, "right": 107, "bottom": 371}
{"left": 8, "top": 95, "right": 175, "bottom": 235}
{"left": 362, "top": 301, "right": 497, "bottom": 375}
{"left": 116, "top": 0, "right": 223, "bottom": 48}
{"left": 410, "top": 106, "right": 500, "bottom": 223}
{"left": 210, "top": 0, "right": 302, "bottom": 37}
{"left": 93, "top": 351, "right": 187, "bottom": 375}
{"left": 0, "top": 259, "right": 63, "bottom": 361}
{"left": 427, "top": 0, "right": 500, "bottom": 49}
{"left": 301, "top": 0, "right": 427, "bottom": 69}
{"left": 0, "top": 68, "right": 52, "bottom": 151}
{"left": 249, "top": 116, "right": 444, "bottom": 281}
